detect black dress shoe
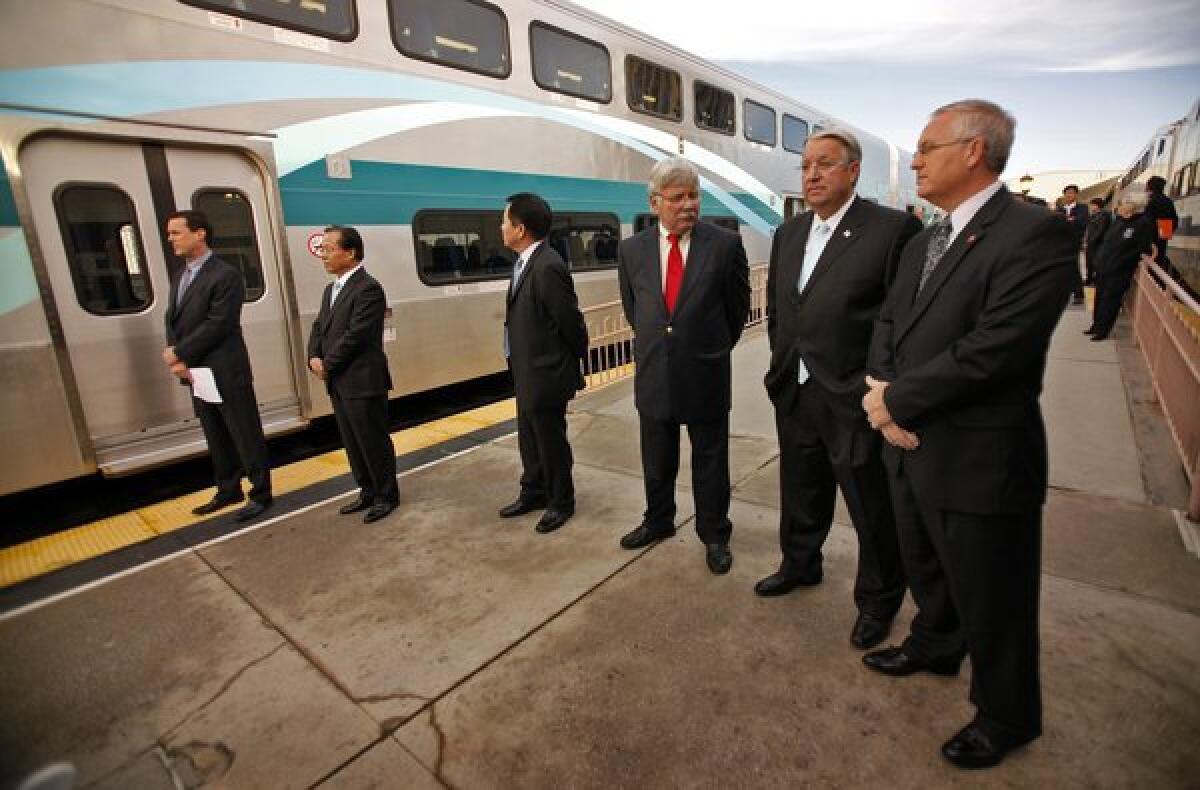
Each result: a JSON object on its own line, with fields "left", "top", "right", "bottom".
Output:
{"left": 234, "top": 499, "right": 272, "bottom": 523}
{"left": 619, "top": 523, "right": 675, "bottom": 549}
{"left": 862, "top": 646, "right": 962, "bottom": 677}
{"left": 192, "top": 492, "right": 244, "bottom": 516}
{"left": 942, "top": 723, "right": 1020, "bottom": 769}
{"left": 850, "top": 613, "right": 893, "bottom": 650}
{"left": 363, "top": 501, "right": 397, "bottom": 524}
{"left": 1082, "top": 326, "right": 1095, "bottom": 335}
{"left": 338, "top": 497, "right": 372, "bottom": 515}
{"left": 1090, "top": 334, "right": 1108, "bottom": 342}
{"left": 498, "top": 497, "right": 547, "bottom": 518}
{"left": 535, "top": 507, "right": 573, "bottom": 534}
{"left": 753, "top": 569, "right": 822, "bottom": 597}
{"left": 705, "top": 543, "right": 733, "bottom": 574}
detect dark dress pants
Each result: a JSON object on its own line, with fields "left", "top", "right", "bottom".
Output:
{"left": 194, "top": 384, "right": 271, "bottom": 503}
{"left": 332, "top": 391, "right": 398, "bottom": 505}
{"left": 1091, "top": 270, "right": 1133, "bottom": 337}
{"left": 775, "top": 381, "right": 904, "bottom": 618}
{"left": 639, "top": 413, "right": 732, "bottom": 545}
{"left": 516, "top": 404, "right": 574, "bottom": 510}
{"left": 889, "top": 459, "right": 1043, "bottom": 743}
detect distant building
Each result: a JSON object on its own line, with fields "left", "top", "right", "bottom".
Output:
{"left": 1005, "top": 170, "right": 1125, "bottom": 202}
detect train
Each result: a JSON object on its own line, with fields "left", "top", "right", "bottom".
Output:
{"left": 0, "top": 0, "right": 921, "bottom": 497}
{"left": 1110, "top": 96, "right": 1200, "bottom": 294}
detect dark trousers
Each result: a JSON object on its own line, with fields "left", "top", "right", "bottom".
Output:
{"left": 639, "top": 414, "right": 731, "bottom": 545}
{"left": 332, "top": 392, "right": 398, "bottom": 505}
{"left": 889, "top": 461, "right": 1043, "bottom": 743}
{"left": 775, "top": 382, "right": 904, "bottom": 618}
{"left": 1071, "top": 247, "right": 1085, "bottom": 300}
{"left": 1083, "top": 247, "right": 1098, "bottom": 285}
{"left": 194, "top": 385, "right": 271, "bottom": 503}
{"left": 1091, "top": 271, "right": 1133, "bottom": 337}
{"left": 516, "top": 404, "right": 574, "bottom": 510}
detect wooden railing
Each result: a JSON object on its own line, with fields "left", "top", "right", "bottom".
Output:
{"left": 580, "top": 264, "right": 769, "bottom": 393}
{"left": 1131, "top": 258, "right": 1200, "bottom": 521}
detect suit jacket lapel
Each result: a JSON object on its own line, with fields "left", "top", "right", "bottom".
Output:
{"left": 173, "top": 259, "right": 211, "bottom": 318}
{"left": 642, "top": 229, "right": 666, "bottom": 319}
{"left": 799, "top": 198, "right": 865, "bottom": 303}
{"left": 784, "top": 213, "right": 814, "bottom": 308}
{"left": 897, "top": 188, "right": 1011, "bottom": 344}
{"left": 507, "top": 244, "right": 542, "bottom": 305}
{"left": 328, "top": 267, "right": 366, "bottom": 326}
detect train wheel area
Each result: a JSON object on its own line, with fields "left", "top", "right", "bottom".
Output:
{"left": 1, "top": 314, "right": 1197, "bottom": 787}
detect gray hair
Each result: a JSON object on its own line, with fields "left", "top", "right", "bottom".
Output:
{"left": 807, "top": 127, "right": 862, "bottom": 163}
{"left": 932, "top": 99, "right": 1016, "bottom": 175}
{"left": 647, "top": 156, "right": 700, "bottom": 197}
{"left": 1117, "top": 189, "right": 1149, "bottom": 211}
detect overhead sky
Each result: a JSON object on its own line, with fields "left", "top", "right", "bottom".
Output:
{"left": 571, "top": 0, "right": 1200, "bottom": 181}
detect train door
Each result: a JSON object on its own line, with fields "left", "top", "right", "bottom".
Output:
{"left": 19, "top": 134, "right": 300, "bottom": 477}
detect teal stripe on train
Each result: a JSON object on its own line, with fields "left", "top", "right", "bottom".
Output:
{"left": 0, "top": 157, "right": 17, "bottom": 226}
{"left": 279, "top": 160, "right": 753, "bottom": 226}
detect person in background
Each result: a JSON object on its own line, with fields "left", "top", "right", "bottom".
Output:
{"left": 1058, "top": 185, "right": 1088, "bottom": 304}
{"left": 616, "top": 157, "right": 750, "bottom": 574}
{"left": 1086, "top": 191, "right": 1157, "bottom": 341}
{"left": 163, "top": 210, "right": 273, "bottom": 523}
{"left": 1083, "top": 197, "right": 1111, "bottom": 287}
{"left": 308, "top": 225, "right": 398, "bottom": 524}
{"left": 1144, "top": 176, "right": 1179, "bottom": 280}
{"left": 497, "top": 193, "right": 589, "bottom": 534}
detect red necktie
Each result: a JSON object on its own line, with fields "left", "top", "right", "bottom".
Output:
{"left": 664, "top": 232, "right": 684, "bottom": 314}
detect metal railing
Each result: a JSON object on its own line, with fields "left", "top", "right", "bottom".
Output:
{"left": 580, "top": 264, "right": 769, "bottom": 393}
{"left": 1131, "top": 258, "right": 1200, "bottom": 521}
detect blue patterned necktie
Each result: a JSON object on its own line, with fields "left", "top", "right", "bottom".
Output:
{"left": 178, "top": 265, "right": 197, "bottom": 302}
{"left": 918, "top": 219, "right": 953, "bottom": 293}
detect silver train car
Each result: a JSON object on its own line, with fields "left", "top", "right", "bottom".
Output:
{"left": 0, "top": 0, "right": 918, "bottom": 496}
{"left": 1112, "top": 97, "right": 1200, "bottom": 293}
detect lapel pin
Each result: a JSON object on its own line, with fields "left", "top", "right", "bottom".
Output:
{"left": 967, "top": 234, "right": 977, "bottom": 245}
{"left": 843, "top": 230, "right": 852, "bottom": 238}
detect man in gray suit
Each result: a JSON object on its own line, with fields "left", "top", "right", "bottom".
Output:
{"left": 617, "top": 157, "right": 750, "bottom": 573}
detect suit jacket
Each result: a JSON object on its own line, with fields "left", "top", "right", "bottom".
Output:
{"left": 618, "top": 220, "right": 750, "bottom": 422}
{"left": 165, "top": 254, "right": 253, "bottom": 395}
{"left": 1058, "top": 202, "right": 1088, "bottom": 242}
{"left": 867, "top": 187, "right": 1077, "bottom": 515}
{"left": 764, "top": 197, "right": 922, "bottom": 425}
{"left": 307, "top": 267, "right": 393, "bottom": 399}
{"left": 504, "top": 243, "right": 588, "bottom": 412}
{"left": 1084, "top": 210, "right": 1111, "bottom": 250}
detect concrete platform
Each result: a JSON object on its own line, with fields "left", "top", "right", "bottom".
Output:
{"left": 1, "top": 310, "right": 1197, "bottom": 788}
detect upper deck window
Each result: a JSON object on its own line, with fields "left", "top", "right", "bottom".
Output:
{"left": 180, "top": 0, "right": 357, "bottom": 41}
{"left": 530, "top": 22, "right": 611, "bottom": 103}
{"left": 695, "top": 81, "right": 735, "bottom": 135}
{"left": 626, "top": 56, "right": 682, "bottom": 122}
{"left": 390, "top": 0, "right": 511, "bottom": 79}
{"left": 782, "top": 114, "right": 809, "bottom": 153}
{"left": 744, "top": 99, "right": 776, "bottom": 147}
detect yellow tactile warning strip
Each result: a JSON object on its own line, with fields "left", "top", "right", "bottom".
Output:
{"left": 0, "top": 399, "right": 517, "bottom": 590}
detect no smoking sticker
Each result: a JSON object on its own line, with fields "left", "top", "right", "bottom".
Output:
{"left": 308, "top": 232, "right": 324, "bottom": 258}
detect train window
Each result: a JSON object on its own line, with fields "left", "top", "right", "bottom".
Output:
{"left": 389, "top": 0, "right": 510, "bottom": 79}
{"left": 694, "top": 81, "right": 735, "bottom": 135}
{"left": 549, "top": 213, "right": 620, "bottom": 271}
{"left": 530, "top": 22, "right": 611, "bottom": 103}
{"left": 782, "top": 114, "right": 809, "bottom": 153}
{"left": 54, "top": 184, "right": 152, "bottom": 315}
{"left": 180, "top": 0, "right": 357, "bottom": 41}
{"left": 744, "top": 100, "right": 776, "bottom": 147}
{"left": 413, "top": 210, "right": 515, "bottom": 285}
{"left": 702, "top": 216, "right": 739, "bottom": 232}
{"left": 634, "top": 214, "right": 656, "bottom": 234}
{"left": 625, "top": 56, "right": 682, "bottom": 122}
{"left": 193, "top": 189, "right": 266, "bottom": 301}
{"left": 784, "top": 196, "right": 805, "bottom": 219}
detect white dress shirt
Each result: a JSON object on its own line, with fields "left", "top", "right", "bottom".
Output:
{"left": 331, "top": 262, "right": 363, "bottom": 307}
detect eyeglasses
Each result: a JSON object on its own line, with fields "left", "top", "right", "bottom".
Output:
{"left": 914, "top": 138, "right": 974, "bottom": 158}
{"left": 655, "top": 190, "right": 699, "bottom": 205}
{"left": 800, "top": 160, "right": 849, "bottom": 176}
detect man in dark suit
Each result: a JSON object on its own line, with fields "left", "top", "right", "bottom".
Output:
{"left": 307, "top": 226, "right": 398, "bottom": 524}
{"left": 861, "top": 100, "right": 1077, "bottom": 769}
{"left": 1059, "top": 185, "right": 1088, "bottom": 303}
{"left": 1083, "top": 197, "right": 1111, "bottom": 286}
{"left": 760, "top": 129, "right": 923, "bottom": 651}
{"left": 617, "top": 157, "right": 750, "bottom": 573}
{"left": 1145, "top": 175, "right": 1179, "bottom": 279}
{"left": 497, "top": 193, "right": 589, "bottom": 533}
{"left": 163, "top": 210, "right": 272, "bottom": 522}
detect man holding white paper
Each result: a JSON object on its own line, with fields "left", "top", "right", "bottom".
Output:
{"left": 163, "top": 210, "right": 273, "bottom": 522}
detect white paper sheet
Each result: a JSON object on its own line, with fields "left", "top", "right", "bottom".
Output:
{"left": 189, "top": 367, "right": 223, "bottom": 404}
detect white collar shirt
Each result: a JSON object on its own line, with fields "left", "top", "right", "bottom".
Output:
{"left": 948, "top": 180, "right": 1003, "bottom": 245}
{"left": 331, "top": 263, "right": 363, "bottom": 306}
